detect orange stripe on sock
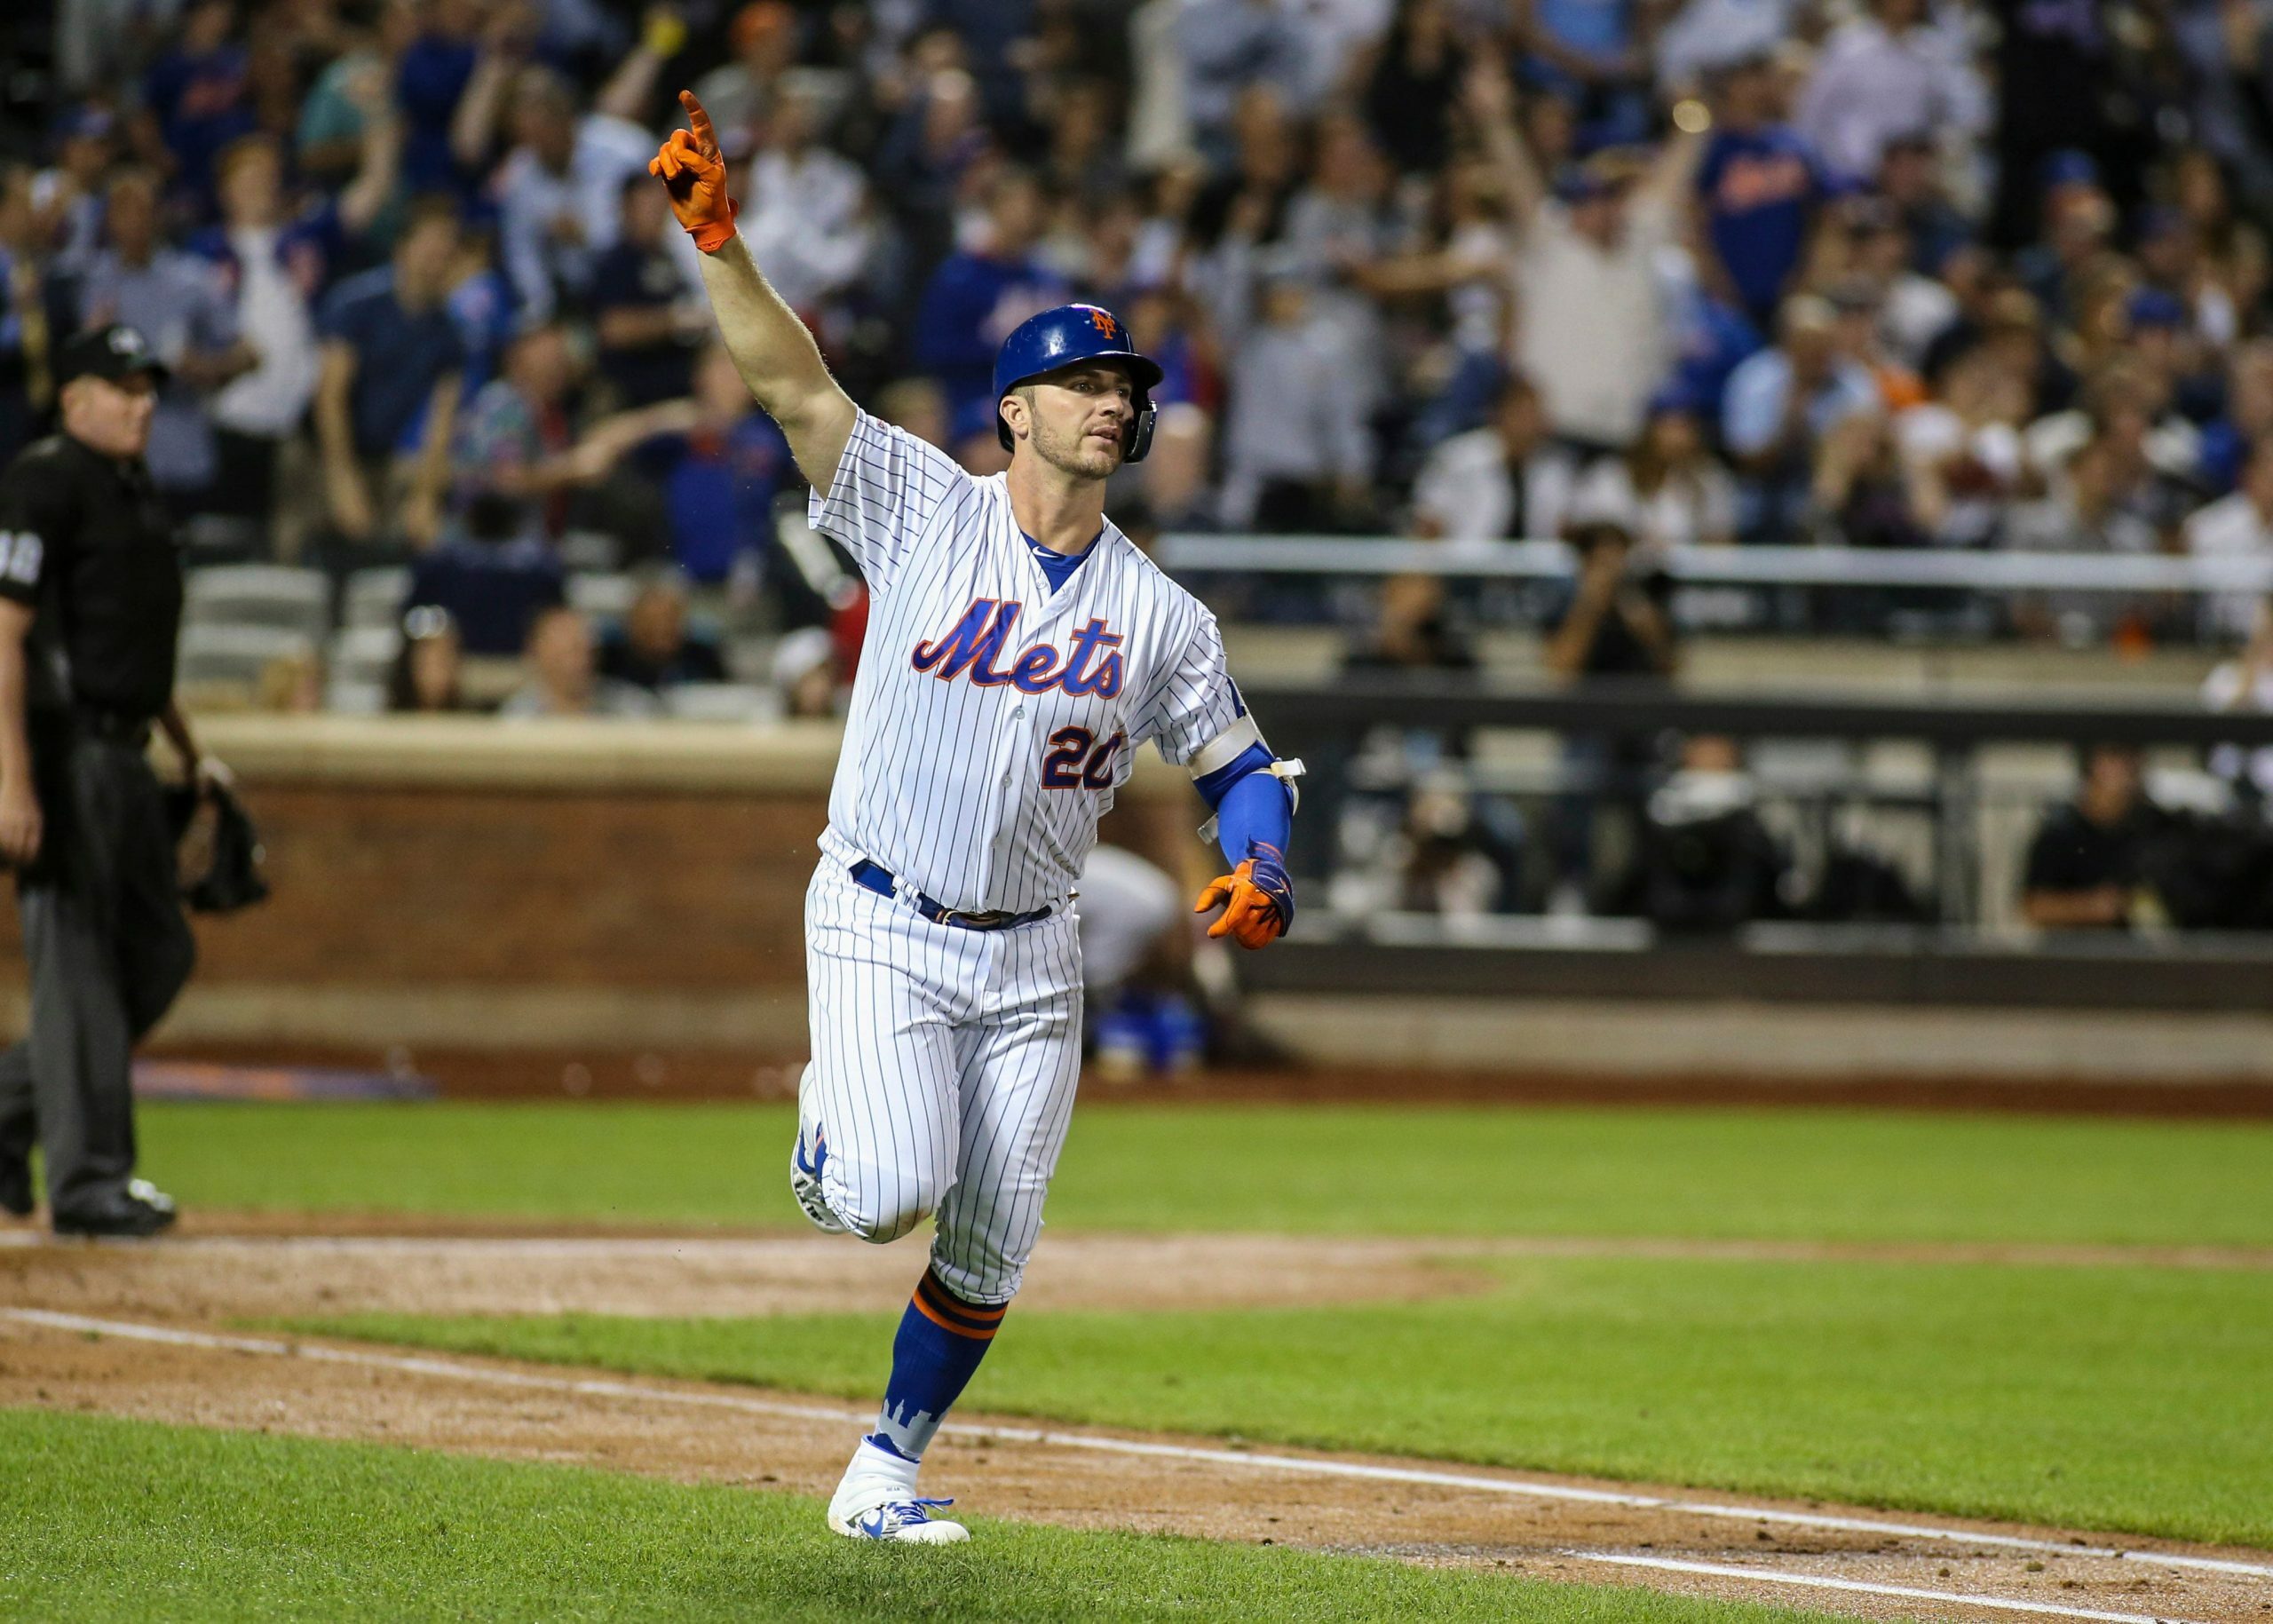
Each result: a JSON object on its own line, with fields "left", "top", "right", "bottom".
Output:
{"left": 917, "top": 1273, "right": 1009, "bottom": 1322}
{"left": 912, "top": 1291, "right": 998, "bottom": 1340}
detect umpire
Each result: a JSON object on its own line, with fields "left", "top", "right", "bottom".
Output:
{"left": 0, "top": 323, "right": 221, "bottom": 1237}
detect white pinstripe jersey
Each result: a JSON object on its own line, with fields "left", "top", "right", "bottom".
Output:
{"left": 809, "top": 410, "right": 1243, "bottom": 915}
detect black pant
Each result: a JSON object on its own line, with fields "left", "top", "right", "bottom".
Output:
{"left": 0, "top": 732, "right": 195, "bottom": 1216}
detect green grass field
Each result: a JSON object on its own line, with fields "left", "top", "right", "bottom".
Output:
{"left": 139, "top": 1100, "right": 2273, "bottom": 1245}
{"left": 25, "top": 1098, "right": 2266, "bottom": 1620}
{"left": 289, "top": 1254, "right": 2273, "bottom": 1548}
{"left": 0, "top": 1408, "right": 1837, "bottom": 1623}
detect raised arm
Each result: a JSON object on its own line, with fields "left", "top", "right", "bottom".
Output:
{"left": 596, "top": 7, "right": 684, "bottom": 124}
{"left": 1635, "top": 105, "right": 1709, "bottom": 218}
{"left": 337, "top": 63, "right": 404, "bottom": 236}
{"left": 1462, "top": 59, "right": 1545, "bottom": 230}
{"left": 653, "top": 91, "right": 855, "bottom": 492}
{"left": 450, "top": 11, "right": 523, "bottom": 169}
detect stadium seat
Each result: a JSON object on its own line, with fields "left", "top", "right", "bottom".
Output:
{"left": 176, "top": 513, "right": 268, "bottom": 565}
{"left": 661, "top": 683, "right": 780, "bottom": 724}
{"left": 566, "top": 573, "right": 638, "bottom": 620}
{"left": 184, "top": 566, "right": 331, "bottom": 645}
{"left": 175, "top": 623, "right": 317, "bottom": 690}
{"left": 323, "top": 677, "right": 389, "bottom": 715}
{"left": 558, "top": 530, "right": 622, "bottom": 573}
{"left": 329, "top": 625, "right": 402, "bottom": 689}
{"left": 343, "top": 567, "right": 413, "bottom": 631}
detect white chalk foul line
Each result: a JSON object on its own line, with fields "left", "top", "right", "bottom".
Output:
{"left": 5, "top": 1308, "right": 2269, "bottom": 1588}
{"left": 1573, "top": 1552, "right": 2206, "bottom": 1624}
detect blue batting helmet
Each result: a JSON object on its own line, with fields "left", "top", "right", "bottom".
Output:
{"left": 992, "top": 303, "right": 1163, "bottom": 462}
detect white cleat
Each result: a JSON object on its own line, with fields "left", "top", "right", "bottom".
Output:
{"left": 827, "top": 1438, "right": 969, "bottom": 1542}
{"left": 828, "top": 1492, "right": 970, "bottom": 1544}
{"left": 790, "top": 1065, "right": 846, "bottom": 1235}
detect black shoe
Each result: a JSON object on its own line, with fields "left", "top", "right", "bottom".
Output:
{"left": 0, "top": 1153, "right": 30, "bottom": 1218}
{"left": 52, "top": 1179, "right": 178, "bottom": 1239}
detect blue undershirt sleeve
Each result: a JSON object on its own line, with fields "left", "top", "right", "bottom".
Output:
{"left": 1208, "top": 754, "right": 1294, "bottom": 869}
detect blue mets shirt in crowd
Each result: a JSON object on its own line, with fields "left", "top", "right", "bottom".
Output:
{"left": 912, "top": 250, "right": 1070, "bottom": 445}
{"left": 317, "top": 266, "right": 467, "bottom": 456}
{"left": 1697, "top": 124, "right": 1824, "bottom": 326}
{"left": 664, "top": 411, "right": 794, "bottom": 584}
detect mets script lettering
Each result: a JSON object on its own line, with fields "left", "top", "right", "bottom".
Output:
{"left": 911, "top": 599, "right": 1126, "bottom": 698}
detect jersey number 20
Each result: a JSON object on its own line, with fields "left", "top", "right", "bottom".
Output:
{"left": 1041, "top": 726, "right": 1123, "bottom": 789}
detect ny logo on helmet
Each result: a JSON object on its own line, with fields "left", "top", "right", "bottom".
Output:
{"left": 1088, "top": 309, "right": 1118, "bottom": 338}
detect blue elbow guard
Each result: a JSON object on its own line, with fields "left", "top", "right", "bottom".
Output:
{"left": 1194, "top": 742, "right": 1271, "bottom": 810}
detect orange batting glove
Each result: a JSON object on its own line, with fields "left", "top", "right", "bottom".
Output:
{"left": 1194, "top": 844, "right": 1294, "bottom": 950}
{"left": 649, "top": 90, "right": 737, "bottom": 253}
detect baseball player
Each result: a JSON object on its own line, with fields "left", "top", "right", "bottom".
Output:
{"left": 652, "top": 95, "right": 1301, "bottom": 1543}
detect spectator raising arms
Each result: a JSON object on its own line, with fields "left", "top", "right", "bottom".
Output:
{"left": 193, "top": 125, "right": 394, "bottom": 535}
{"left": 31, "top": 0, "right": 2273, "bottom": 676}
{"left": 1469, "top": 59, "right": 1705, "bottom": 456}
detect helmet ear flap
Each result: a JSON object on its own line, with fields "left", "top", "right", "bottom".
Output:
{"left": 1124, "top": 394, "right": 1156, "bottom": 463}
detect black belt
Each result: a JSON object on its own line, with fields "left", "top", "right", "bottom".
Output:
{"left": 850, "top": 860, "right": 1051, "bottom": 931}
{"left": 69, "top": 706, "right": 154, "bottom": 747}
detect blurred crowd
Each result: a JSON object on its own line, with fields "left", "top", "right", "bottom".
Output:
{"left": 12, "top": 0, "right": 2273, "bottom": 931}
{"left": 6, "top": 0, "right": 2273, "bottom": 661}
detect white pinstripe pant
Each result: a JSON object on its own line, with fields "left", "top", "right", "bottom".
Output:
{"left": 802, "top": 857, "right": 1084, "bottom": 1305}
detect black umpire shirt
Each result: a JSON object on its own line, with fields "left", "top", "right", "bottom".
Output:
{"left": 0, "top": 433, "right": 184, "bottom": 723}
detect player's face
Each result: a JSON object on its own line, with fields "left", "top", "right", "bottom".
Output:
{"left": 1017, "top": 364, "right": 1135, "bottom": 480}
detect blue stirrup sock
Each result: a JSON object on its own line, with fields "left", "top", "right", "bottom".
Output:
{"left": 866, "top": 1266, "right": 1008, "bottom": 1463}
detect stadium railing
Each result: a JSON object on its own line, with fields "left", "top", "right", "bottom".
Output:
{"left": 1156, "top": 535, "right": 2273, "bottom": 595}
{"left": 1244, "top": 675, "right": 2273, "bottom": 1012}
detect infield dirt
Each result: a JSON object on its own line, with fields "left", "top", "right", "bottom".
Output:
{"left": 2, "top": 1218, "right": 2267, "bottom": 1624}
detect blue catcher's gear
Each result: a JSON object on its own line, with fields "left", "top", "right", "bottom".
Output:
{"left": 992, "top": 304, "right": 1163, "bottom": 462}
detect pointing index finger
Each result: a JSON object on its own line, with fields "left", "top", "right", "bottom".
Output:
{"left": 679, "top": 90, "right": 718, "bottom": 160}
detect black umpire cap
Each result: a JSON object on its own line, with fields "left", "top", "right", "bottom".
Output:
{"left": 55, "top": 323, "right": 170, "bottom": 387}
